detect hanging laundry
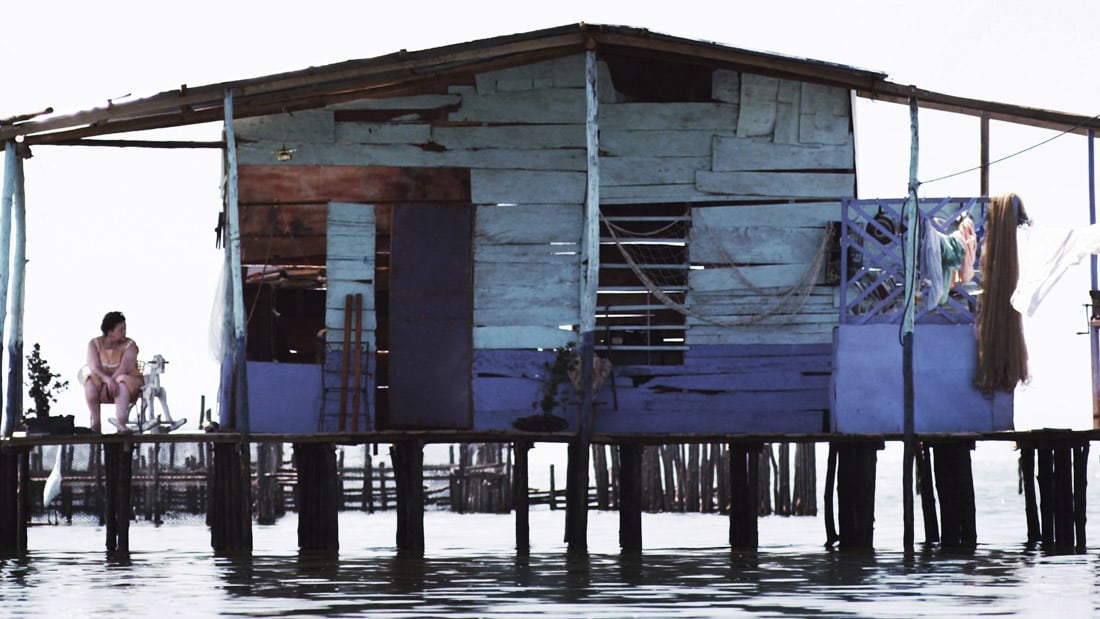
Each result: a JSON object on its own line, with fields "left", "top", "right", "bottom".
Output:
{"left": 1011, "top": 222, "right": 1100, "bottom": 316}
{"left": 951, "top": 215, "right": 977, "bottom": 286}
{"left": 921, "top": 217, "right": 969, "bottom": 306}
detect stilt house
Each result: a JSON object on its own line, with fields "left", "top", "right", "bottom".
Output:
{"left": 6, "top": 24, "right": 1091, "bottom": 441}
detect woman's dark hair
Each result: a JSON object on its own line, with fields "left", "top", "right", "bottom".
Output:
{"left": 100, "top": 311, "right": 126, "bottom": 335}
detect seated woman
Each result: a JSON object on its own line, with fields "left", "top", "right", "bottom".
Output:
{"left": 79, "top": 311, "right": 144, "bottom": 433}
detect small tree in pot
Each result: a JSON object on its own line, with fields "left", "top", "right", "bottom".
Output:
{"left": 23, "top": 343, "right": 72, "bottom": 434}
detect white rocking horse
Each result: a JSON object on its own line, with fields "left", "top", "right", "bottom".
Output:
{"left": 108, "top": 354, "right": 186, "bottom": 433}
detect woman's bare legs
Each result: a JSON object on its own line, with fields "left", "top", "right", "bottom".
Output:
{"left": 115, "top": 383, "right": 132, "bottom": 430}
{"left": 84, "top": 379, "right": 102, "bottom": 433}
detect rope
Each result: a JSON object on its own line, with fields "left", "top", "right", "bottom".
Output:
{"left": 602, "top": 212, "right": 830, "bottom": 327}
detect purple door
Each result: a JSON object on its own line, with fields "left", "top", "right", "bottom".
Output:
{"left": 387, "top": 203, "right": 472, "bottom": 429}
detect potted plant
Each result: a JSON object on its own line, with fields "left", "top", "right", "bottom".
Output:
{"left": 512, "top": 342, "right": 575, "bottom": 432}
{"left": 23, "top": 343, "right": 72, "bottom": 435}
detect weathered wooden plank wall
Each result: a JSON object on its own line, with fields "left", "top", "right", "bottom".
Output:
{"left": 325, "top": 202, "right": 376, "bottom": 349}
{"left": 232, "top": 51, "right": 857, "bottom": 436}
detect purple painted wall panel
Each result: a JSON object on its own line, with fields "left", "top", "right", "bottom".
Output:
{"left": 470, "top": 344, "right": 829, "bottom": 435}
{"left": 247, "top": 361, "right": 322, "bottom": 433}
{"left": 832, "top": 324, "right": 1014, "bottom": 433}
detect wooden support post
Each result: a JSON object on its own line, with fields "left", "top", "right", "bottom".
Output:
{"left": 564, "top": 438, "right": 590, "bottom": 552}
{"left": 256, "top": 442, "right": 279, "bottom": 525}
{"left": 1037, "top": 447, "right": 1055, "bottom": 547}
{"left": 777, "top": 443, "right": 790, "bottom": 516}
{"left": 592, "top": 444, "right": 610, "bottom": 510}
{"left": 837, "top": 442, "right": 878, "bottom": 549}
{"left": 916, "top": 444, "right": 939, "bottom": 544}
{"left": 0, "top": 449, "right": 26, "bottom": 556}
{"left": 209, "top": 442, "right": 253, "bottom": 555}
{"left": 1020, "top": 445, "right": 1041, "bottom": 546}
{"left": 728, "top": 443, "right": 759, "bottom": 549}
{"left": 548, "top": 464, "right": 557, "bottom": 511}
{"left": 104, "top": 443, "right": 133, "bottom": 554}
{"left": 792, "top": 443, "right": 816, "bottom": 516}
{"left": 1054, "top": 446, "right": 1074, "bottom": 547}
{"left": 294, "top": 442, "right": 339, "bottom": 552}
{"left": 618, "top": 443, "right": 642, "bottom": 553}
{"left": 513, "top": 440, "right": 531, "bottom": 554}
{"left": 932, "top": 442, "right": 976, "bottom": 548}
{"left": 392, "top": 440, "right": 424, "bottom": 553}
{"left": 1074, "top": 444, "right": 1089, "bottom": 550}
{"left": 0, "top": 144, "right": 14, "bottom": 439}
{"left": 364, "top": 446, "right": 374, "bottom": 514}
{"left": 824, "top": 443, "right": 839, "bottom": 548}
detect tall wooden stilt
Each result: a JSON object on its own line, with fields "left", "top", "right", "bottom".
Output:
{"left": 209, "top": 441, "right": 253, "bottom": 555}
{"left": 1037, "top": 447, "right": 1055, "bottom": 547}
{"left": 1020, "top": 445, "right": 1041, "bottom": 545}
{"left": 564, "top": 438, "right": 591, "bottom": 552}
{"left": 104, "top": 443, "right": 133, "bottom": 553}
{"left": 931, "top": 442, "right": 976, "bottom": 548}
{"left": 0, "top": 449, "right": 26, "bottom": 556}
{"left": 295, "top": 442, "right": 340, "bottom": 552}
{"left": 824, "top": 443, "right": 839, "bottom": 548}
{"left": 916, "top": 444, "right": 939, "bottom": 544}
{"left": 1074, "top": 444, "right": 1089, "bottom": 550}
{"left": 618, "top": 442, "right": 642, "bottom": 552}
{"left": 728, "top": 443, "right": 759, "bottom": 549}
{"left": 836, "top": 442, "right": 878, "bottom": 549}
{"left": 514, "top": 440, "right": 531, "bottom": 554}
{"left": 1053, "top": 446, "right": 1074, "bottom": 547}
{"left": 392, "top": 440, "right": 424, "bottom": 553}
{"left": 256, "top": 442, "right": 280, "bottom": 525}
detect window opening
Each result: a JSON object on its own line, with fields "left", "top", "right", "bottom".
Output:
{"left": 598, "top": 203, "right": 689, "bottom": 366}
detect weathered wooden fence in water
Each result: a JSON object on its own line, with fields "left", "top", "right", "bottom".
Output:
{"left": 25, "top": 441, "right": 817, "bottom": 522}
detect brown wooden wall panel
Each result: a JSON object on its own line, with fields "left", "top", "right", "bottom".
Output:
{"left": 238, "top": 165, "right": 470, "bottom": 264}
{"left": 238, "top": 165, "right": 470, "bottom": 204}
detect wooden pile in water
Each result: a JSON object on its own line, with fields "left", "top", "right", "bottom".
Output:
{"left": 26, "top": 441, "right": 817, "bottom": 521}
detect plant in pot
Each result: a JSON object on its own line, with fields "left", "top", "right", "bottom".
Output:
{"left": 512, "top": 342, "right": 575, "bottom": 432}
{"left": 23, "top": 343, "right": 72, "bottom": 435}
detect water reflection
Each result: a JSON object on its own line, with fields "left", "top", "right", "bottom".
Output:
{"left": 6, "top": 508, "right": 1100, "bottom": 618}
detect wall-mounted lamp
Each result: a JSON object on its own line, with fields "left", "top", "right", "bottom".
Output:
{"left": 274, "top": 146, "right": 295, "bottom": 161}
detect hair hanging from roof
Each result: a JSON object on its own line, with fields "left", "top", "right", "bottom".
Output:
{"left": 974, "top": 193, "right": 1029, "bottom": 394}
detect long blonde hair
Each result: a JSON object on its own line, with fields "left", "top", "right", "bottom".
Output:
{"left": 974, "top": 193, "right": 1029, "bottom": 393}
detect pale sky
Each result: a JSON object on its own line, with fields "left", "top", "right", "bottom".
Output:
{"left": 0, "top": 0, "right": 1097, "bottom": 430}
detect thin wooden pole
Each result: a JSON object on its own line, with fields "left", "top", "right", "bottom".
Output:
{"left": 1089, "top": 130, "right": 1100, "bottom": 430}
{"left": 223, "top": 90, "right": 249, "bottom": 437}
{"left": 901, "top": 95, "right": 920, "bottom": 552}
{"left": 565, "top": 46, "right": 601, "bottom": 554}
{"left": 980, "top": 111, "right": 990, "bottom": 197}
{"left": 5, "top": 153, "right": 25, "bottom": 432}
{"left": 0, "top": 144, "right": 13, "bottom": 437}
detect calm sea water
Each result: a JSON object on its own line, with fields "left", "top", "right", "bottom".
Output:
{"left": 3, "top": 442, "right": 1099, "bottom": 617}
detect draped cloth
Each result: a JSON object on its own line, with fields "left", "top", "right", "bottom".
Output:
{"left": 1011, "top": 223, "right": 1100, "bottom": 317}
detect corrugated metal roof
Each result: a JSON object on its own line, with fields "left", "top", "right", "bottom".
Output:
{"left": 1, "top": 23, "right": 1096, "bottom": 145}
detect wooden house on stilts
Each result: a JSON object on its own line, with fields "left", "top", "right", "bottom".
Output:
{"left": 3, "top": 24, "right": 1100, "bottom": 555}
